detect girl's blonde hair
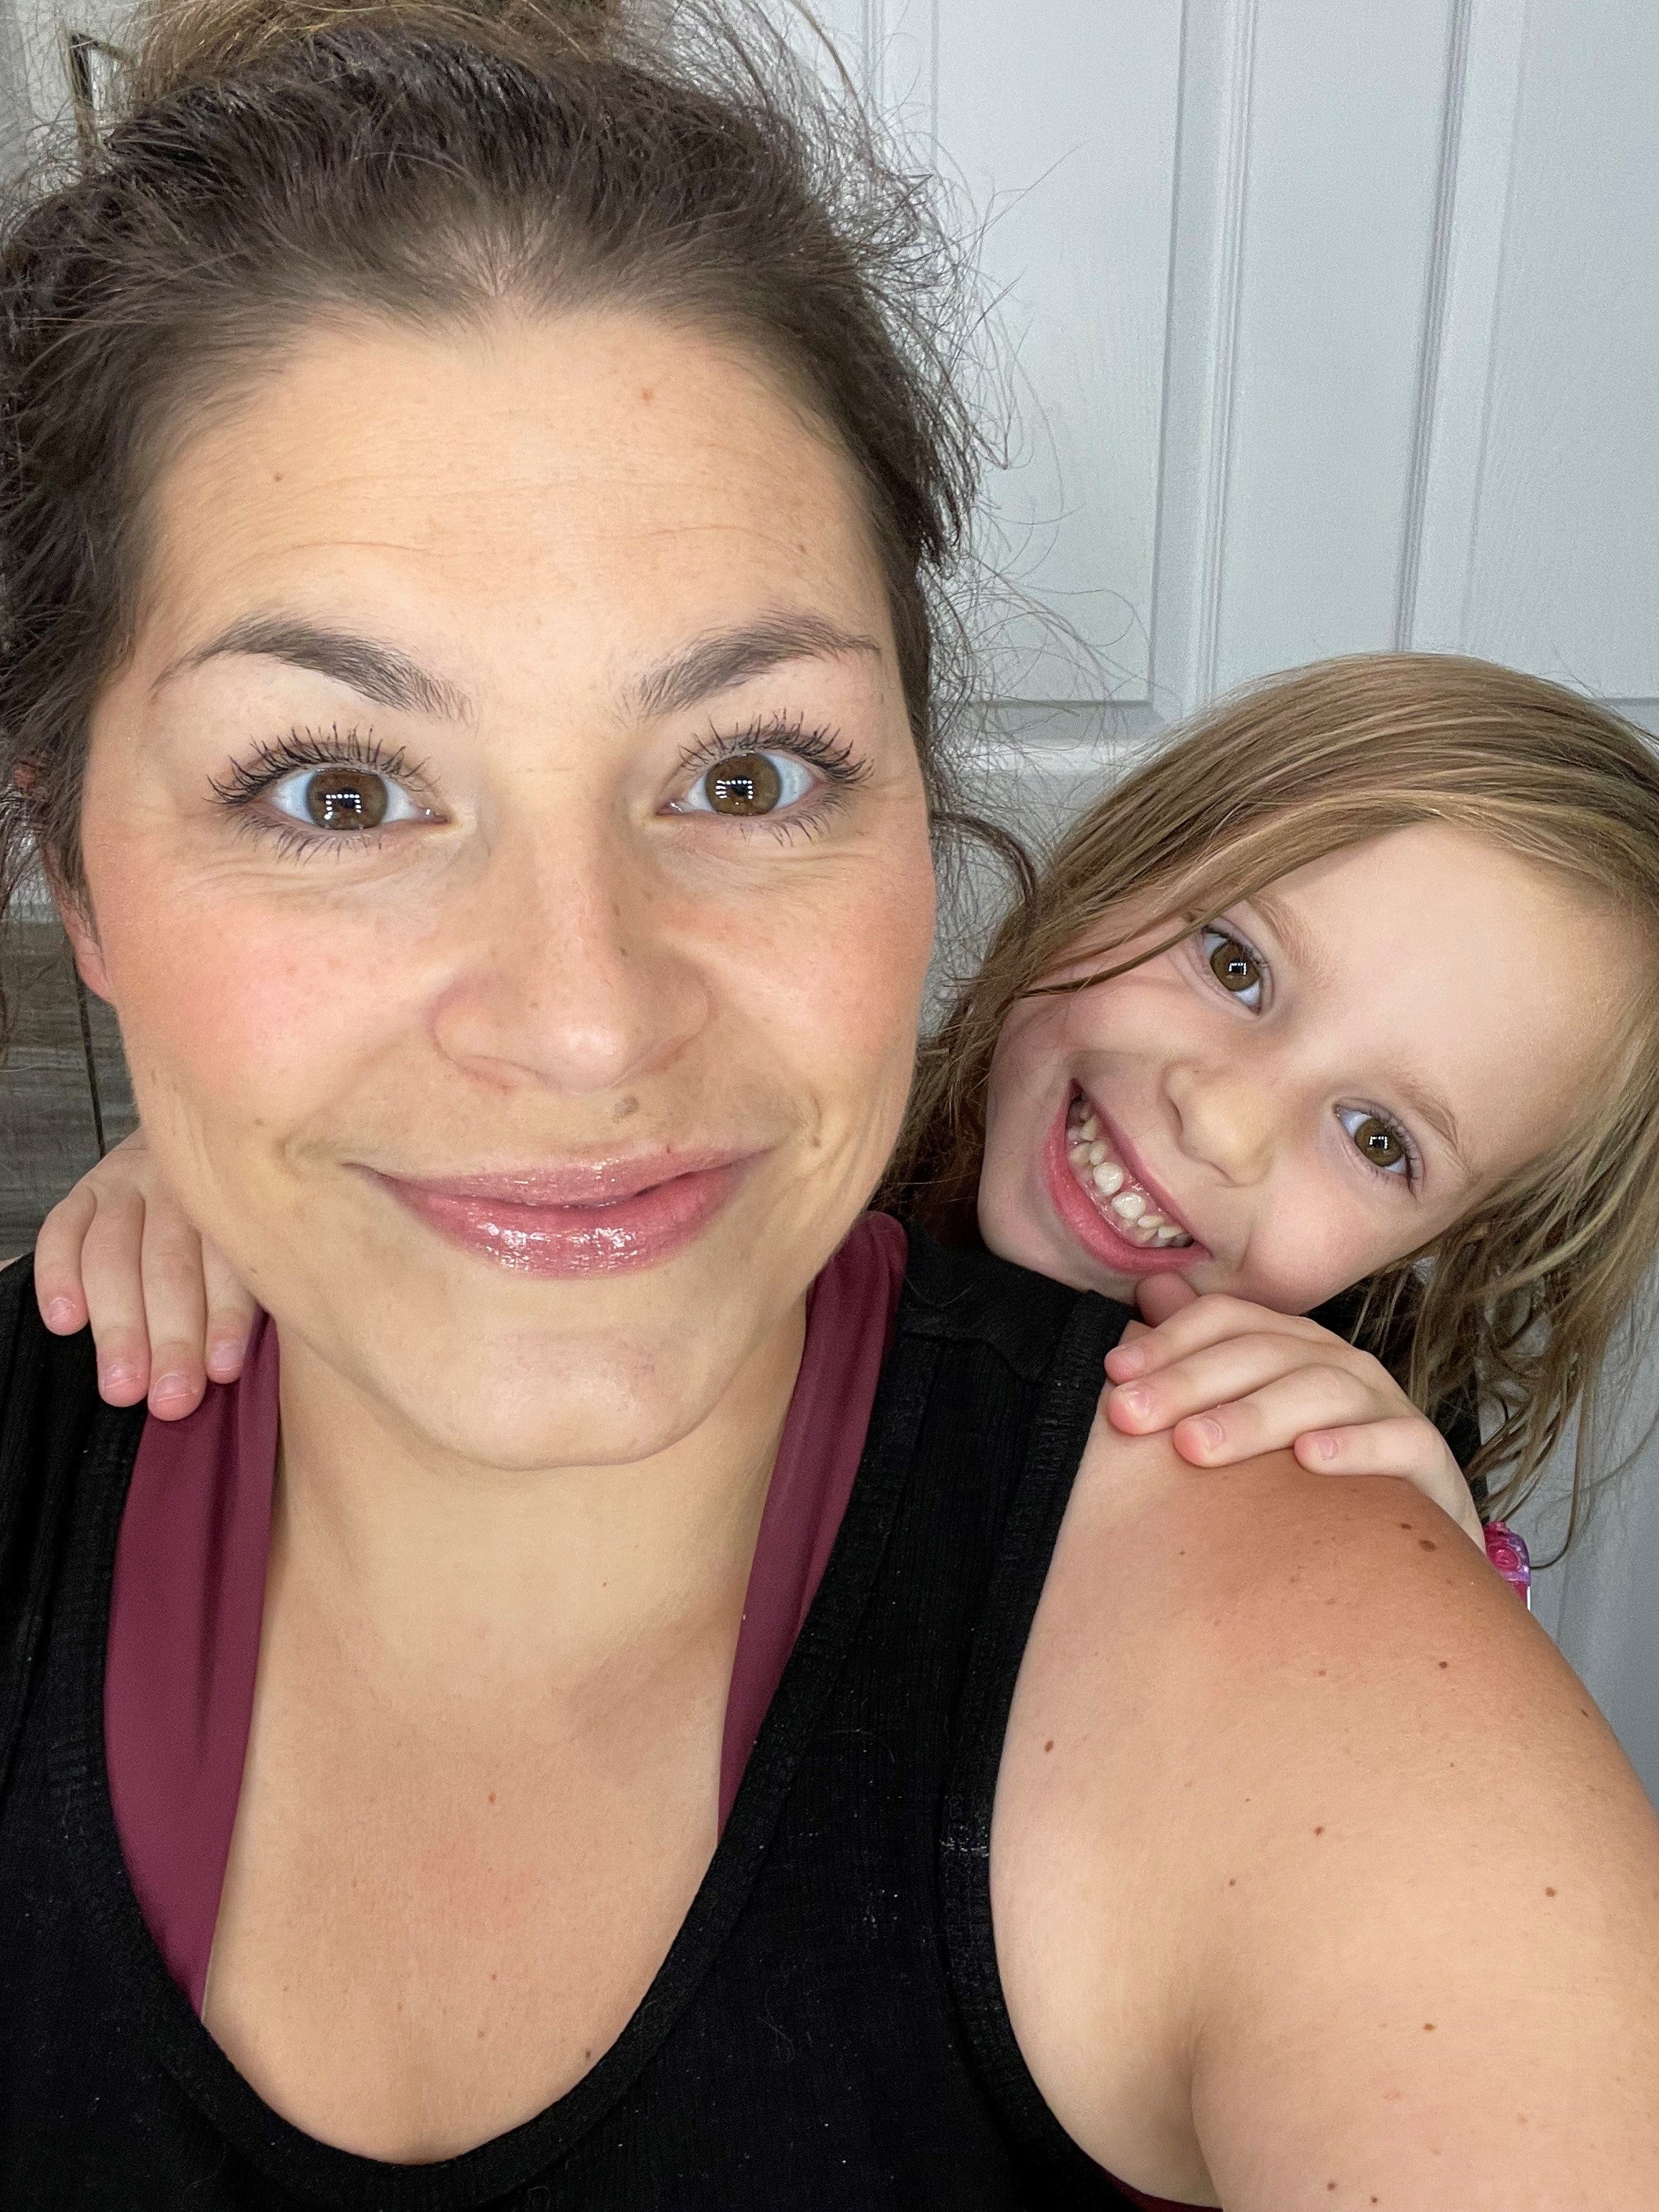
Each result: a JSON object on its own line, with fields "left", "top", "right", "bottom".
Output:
{"left": 889, "top": 653, "right": 1659, "bottom": 1534}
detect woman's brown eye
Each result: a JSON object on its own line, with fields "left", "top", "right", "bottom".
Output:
{"left": 1352, "top": 1116, "right": 1404, "bottom": 1168}
{"left": 703, "top": 752, "right": 783, "bottom": 817}
{"left": 1208, "top": 934, "right": 1260, "bottom": 994}
{"left": 303, "top": 767, "right": 388, "bottom": 830}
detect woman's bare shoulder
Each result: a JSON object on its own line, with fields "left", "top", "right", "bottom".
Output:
{"left": 992, "top": 1413, "right": 1659, "bottom": 2210}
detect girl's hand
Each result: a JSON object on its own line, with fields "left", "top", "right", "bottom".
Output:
{"left": 1104, "top": 1285, "right": 1487, "bottom": 1552}
{"left": 33, "top": 1131, "right": 256, "bottom": 1420}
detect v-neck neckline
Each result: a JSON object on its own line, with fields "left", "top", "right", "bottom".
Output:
{"left": 48, "top": 1279, "right": 943, "bottom": 2208}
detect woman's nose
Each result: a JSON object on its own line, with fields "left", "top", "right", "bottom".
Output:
{"left": 1163, "top": 1057, "right": 1279, "bottom": 1186}
{"left": 430, "top": 827, "right": 711, "bottom": 1097}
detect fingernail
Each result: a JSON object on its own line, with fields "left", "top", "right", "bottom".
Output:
{"left": 1109, "top": 1343, "right": 1145, "bottom": 1377}
{"left": 1115, "top": 1385, "right": 1149, "bottom": 1418}
{"left": 150, "top": 1372, "right": 193, "bottom": 1406}
{"left": 101, "top": 1362, "right": 140, "bottom": 1394}
{"left": 1309, "top": 1431, "right": 1337, "bottom": 1463}
{"left": 1191, "top": 1417, "right": 1224, "bottom": 1452}
{"left": 206, "top": 1340, "right": 243, "bottom": 1374}
{"left": 44, "top": 1297, "right": 77, "bottom": 1329}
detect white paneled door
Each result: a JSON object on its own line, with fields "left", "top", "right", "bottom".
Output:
{"left": 797, "top": 0, "right": 1659, "bottom": 729}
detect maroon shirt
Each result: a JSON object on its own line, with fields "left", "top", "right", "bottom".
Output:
{"left": 106, "top": 1211, "right": 907, "bottom": 2014}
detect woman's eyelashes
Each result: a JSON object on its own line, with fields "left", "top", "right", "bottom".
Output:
{"left": 210, "top": 728, "right": 437, "bottom": 857}
{"left": 209, "top": 713, "right": 867, "bottom": 860}
{"left": 665, "top": 716, "right": 869, "bottom": 840}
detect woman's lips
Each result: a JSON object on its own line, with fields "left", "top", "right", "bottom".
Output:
{"left": 367, "top": 1151, "right": 751, "bottom": 1278}
{"left": 1042, "top": 1093, "right": 1208, "bottom": 1279}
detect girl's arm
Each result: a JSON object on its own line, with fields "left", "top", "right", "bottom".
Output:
{"left": 34, "top": 1131, "right": 256, "bottom": 1418}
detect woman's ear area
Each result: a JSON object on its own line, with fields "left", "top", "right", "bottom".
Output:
{"left": 9, "top": 761, "right": 115, "bottom": 999}
{"left": 52, "top": 872, "right": 115, "bottom": 1002}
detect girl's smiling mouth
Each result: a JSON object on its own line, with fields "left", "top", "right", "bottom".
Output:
{"left": 1042, "top": 1087, "right": 1209, "bottom": 1277}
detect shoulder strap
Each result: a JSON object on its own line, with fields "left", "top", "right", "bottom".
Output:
{"left": 0, "top": 1256, "right": 114, "bottom": 1814}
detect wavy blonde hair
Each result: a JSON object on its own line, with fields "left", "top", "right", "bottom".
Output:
{"left": 887, "top": 653, "right": 1659, "bottom": 1534}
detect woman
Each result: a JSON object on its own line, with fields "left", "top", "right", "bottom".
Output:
{"left": 0, "top": 1, "right": 1655, "bottom": 2204}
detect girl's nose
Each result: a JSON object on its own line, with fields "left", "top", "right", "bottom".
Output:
{"left": 429, "top": 827, "right": 711, "bottom": 1097}
{"left": 1163, "top": 1057, "right": 1279, "bottom": 1187}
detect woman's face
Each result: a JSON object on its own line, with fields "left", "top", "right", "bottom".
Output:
{"left": 978, "top": 824, "right": 1632, "bottom": 1313}
{"left": 72, "top": 310, "right": 935, "bottom": 1469}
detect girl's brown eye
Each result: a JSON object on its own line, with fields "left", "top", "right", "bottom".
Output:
{"left": 1208, "top": 934, "right": 1260, "bottom": 994}
{"left": 304, "top": 767, "right": 388, "bottom": 831}
{"left": 1351, "top": 1115, "right": 1404, "bottom": 1168}
{"left": 703, "top": 752, "right": 783, "bottom": 816}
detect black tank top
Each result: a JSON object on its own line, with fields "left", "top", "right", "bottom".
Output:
{"left": 0, "top": 1226, "right": 1141, "bottom": 2209}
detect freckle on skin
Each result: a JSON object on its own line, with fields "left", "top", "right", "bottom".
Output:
{"left": 1545, "top": 1886, "right": 1556, "bottom": 1897}
{"left": 1438, "top": 1660, "right": 1448, "bottom": 1668}
{"left": 1423, "top": 2022, "right": 1436, "bottom": 2032}
{"left": 1418, "top": 1539, "right": 1436, "bottom": 1551}
{"left": 488, "top": 1791, "right": 496, "bottom": 1804}
{"left": 1399, "top": 1522, "right": 1413, "bottom": 1531}
{"left": 1044, "top": 1739, "right": 1054, "bottom": 1753}
{"left": 1314, "top": 1825, "right": 1324, "bottom": 1836}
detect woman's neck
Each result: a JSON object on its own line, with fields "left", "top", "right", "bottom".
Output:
{"left": 265, "top": 1299, "right": 809, "bottom": 1706}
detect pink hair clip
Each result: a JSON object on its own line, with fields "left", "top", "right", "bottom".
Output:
{"left": 1483, "top": 1519, "right": 1531, "bottom": 1607}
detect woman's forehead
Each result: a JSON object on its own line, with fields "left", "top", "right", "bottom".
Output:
{"left": 136, "top": 308, "right": 892, "bottom": 679}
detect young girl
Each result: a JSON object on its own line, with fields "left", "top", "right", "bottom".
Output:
{"left": 35, "top": 651, "right": 1659, "bottom": 1581}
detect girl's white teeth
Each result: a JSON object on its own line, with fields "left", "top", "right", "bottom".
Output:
{"left": 1065, "top": 1095, "right": 1193, "bottom": 1249}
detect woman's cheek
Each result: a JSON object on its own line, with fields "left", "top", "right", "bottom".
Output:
{"left": 105, "top": 880, "right": 398, "bottom": 1135}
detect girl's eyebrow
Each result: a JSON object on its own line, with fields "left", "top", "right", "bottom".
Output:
{"left": 1246, "top": 888, "right": 1329, "bottom": 984}
{"left": 1390, "top": 1069, "right": 1472, "bottom": 1175}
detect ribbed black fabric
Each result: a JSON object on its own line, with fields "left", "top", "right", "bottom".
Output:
{"left": 0, "top": 1228, "right": 1135, "bottom": 2208}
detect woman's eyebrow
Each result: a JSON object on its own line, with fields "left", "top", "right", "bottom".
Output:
{"left": 158, "top": 614, "right": 471, "bottom": 720}
{"left": 626, "top": 614, "right": 883, "bottom": 721}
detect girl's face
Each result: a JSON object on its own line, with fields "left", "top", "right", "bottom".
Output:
{"left": 69, "top": 309, "right": 936, "bottom": 1472}
{"left": 979, "top": 824, "right": 1633, "bottom": 1313}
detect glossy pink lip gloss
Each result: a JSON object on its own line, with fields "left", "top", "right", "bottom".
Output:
{"left": 367, "top": 1152, "right": 752, "bottom": 1279}
{"left": 1041, "top": 1092, "right": 1209, "bottom": 1279}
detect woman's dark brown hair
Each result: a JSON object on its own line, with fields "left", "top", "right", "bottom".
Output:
{"left": 0, "top": 0, "right": 993, "bottom": 951}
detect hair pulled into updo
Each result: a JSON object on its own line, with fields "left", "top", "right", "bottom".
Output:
{"left": 0, "top": 0, "right": 996, "bottom": 977}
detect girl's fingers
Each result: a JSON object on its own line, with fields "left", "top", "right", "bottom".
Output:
{"left": 1293, "top": 1419, "right": 1486, "bottom": 1549}
{"left": 1105, "top": 1292, "right": 1329, "bottom": 1382}
{"left": 1164, "top": 1367, "right": 1386, "bottom": 1467}
{"left": 201, "top": 1236, "right": 257, "bottom": 1383}
{"left": 77, "top": 1184, "right": 157, "bottom": 1405}
{"left": 1107, "top": 1333, "right": 1384, "bottom": 1440}
{"left": 34, "top": 1181, "right": 99, "bottom": 1335}
{"left": 137, "top": 1209, "right": 211, "bottom": 1420}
